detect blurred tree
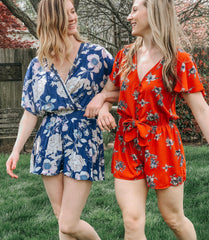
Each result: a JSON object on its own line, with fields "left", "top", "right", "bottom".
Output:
{"left": 1, "top": 0, "right": 208, "bottom": 52}
{"left": 0, "top": 1, "right": 34, "bottom": 48}
{"left": 176, "top": 0, "right": 209, "bottom": 47}
{"left": 1, "top": 0, "right": 37, "bottom": 38}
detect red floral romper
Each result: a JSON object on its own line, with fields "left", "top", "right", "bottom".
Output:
{"left": 109, "top": 46, "right": 205, "bottom": 189}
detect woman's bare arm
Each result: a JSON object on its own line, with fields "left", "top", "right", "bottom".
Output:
{"left": 84, "top": 79, "right": 119, "bottom": 118}
{"left": 183, "top": 92, "right": 209, "bottom": 143}
{"left": 6, "top": 110, "right": 38, "bottom": 178}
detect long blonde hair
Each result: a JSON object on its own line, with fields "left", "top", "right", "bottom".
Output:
{"left": 123, "top": 0, "right": 189, "bottom": 92}
{"left": 37, "top": 0, "right": 84, "bottom": 67}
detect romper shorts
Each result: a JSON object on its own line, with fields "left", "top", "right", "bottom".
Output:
{"left": 111, "top": 117, "right": 186, "bottom": 189}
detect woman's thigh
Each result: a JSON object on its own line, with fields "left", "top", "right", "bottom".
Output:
{"left": 59, "top": 176, "right": 92, "bottom": 224}
{"left": 42, "top": 174, "right": 64, "bottom": 219}
{"left": 115, "top": 178, "right": 148, "bottom": 218}
{"left": 42, "top": 174, "right": 92, "bottom": 221}
{"left": 156, "top": 183, "right": 184, "bottom": 219}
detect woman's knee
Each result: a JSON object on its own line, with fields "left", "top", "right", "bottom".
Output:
{"left": 123, "top": 212, "right": 146, "bottom": 233}
{"left": 59, "top": 217, "right": 78, "bottom": 236}
{"left": 162, "top": 212, "right": 185, "bottom": 231}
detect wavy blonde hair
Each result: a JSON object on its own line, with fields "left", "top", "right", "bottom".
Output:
{"left": 37, "top": 0, "right": 84, "bottom": 67}
{"left": 123, "top": 0, "right": 190, "bottom": 92}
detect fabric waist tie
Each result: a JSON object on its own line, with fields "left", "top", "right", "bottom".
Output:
{"left": 122, "top": 119, "right": 152, "bottom": 146}
{"left": 45, "top": 109, "right": 79, "bottom": 116}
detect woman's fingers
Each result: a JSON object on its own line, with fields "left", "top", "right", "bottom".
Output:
{"left": 84, "top": 93, "right": 105, "bottom": 118}
{"left": 6, "top": 154, "right": 19, "bottom": 179}
{"left": 98, "top": 113, "right": 116, "bottom": 132}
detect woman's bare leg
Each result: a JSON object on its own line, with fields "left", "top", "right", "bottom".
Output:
{"left": 58, "top": 176, "right": 101, "bottom": 240}
{"left": 42, "top": 174, "right": 77, "bottom": 240}
{"left": 156, "top": 184, "right": 197, "bottom": 240}
{"left": 43, "top": 174, "right": 100, "bottom": 240}
{"left": 115, "top": 178, "right": 149, "bottom": 240}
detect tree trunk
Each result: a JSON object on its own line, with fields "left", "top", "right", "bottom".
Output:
{"left": 1, "top": 0, "right": 37, "bottom": 38}
{"left": 29, "top": 0, "right": 40, "bottom": 12}
{"left": 74, "top": 0, "right": 80, "bottom": 11}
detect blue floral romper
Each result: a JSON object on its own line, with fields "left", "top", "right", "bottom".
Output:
{"left": 21, "top": 43, "right": 114, "bottom": 181}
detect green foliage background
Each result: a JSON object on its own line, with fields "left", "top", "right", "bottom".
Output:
{"left": 176, "top": 47, "right": 209, "bottom": 143}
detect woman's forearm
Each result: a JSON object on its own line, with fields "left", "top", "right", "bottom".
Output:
{"left": 12, "top": 110, "right": 38, "bottom": 154}
{"left": 99, "top": 90, "right": 119, "bottom": 103}
{"left": 84, "top": 79, "right": 119, "bottom": 118}
{"left": 183, "top": 92, "right": 209, "bottom": 143}
{"left": 192, "top": 106, "right": 209, "bottom": 143}
{"left": 101, "top": 79, "right": 120, "bottom": 103}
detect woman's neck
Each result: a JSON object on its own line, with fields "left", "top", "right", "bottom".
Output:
{"left": 68, "top": 35, "right": 80, "bottom": 47}
{"left": 54, "top": 35, "right": 81, "bottom": 63}
{"left": 137, "top": 37, "right": 161, "bottom": 58}
{"left": 140, "top": 36, "right": 156, "bottom": 51}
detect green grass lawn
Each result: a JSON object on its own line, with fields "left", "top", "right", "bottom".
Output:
{"left": 0, "top": 145, "right": 208, "bottom": 240}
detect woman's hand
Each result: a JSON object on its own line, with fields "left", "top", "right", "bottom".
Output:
{"left": 97, "top": 103, "right": 117, "bottom": 131}
{"left": 84, "top": 93, "right": 105, "bottom": 118}
{"left": 6, "top": 151, "right": 20, "bottom": 179}
{"left": 84, "top": 79, "right": 120, "bottom": 119}
{"left": 5, "top": 110, "right": 38, "bottom": 179}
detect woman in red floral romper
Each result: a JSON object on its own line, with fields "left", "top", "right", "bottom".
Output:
{"left": 85, "top": 0, "right": 209, "bottom": 239}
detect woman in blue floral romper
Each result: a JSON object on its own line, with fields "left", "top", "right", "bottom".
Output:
{"left": 6, "top": 0, "right": 113, "bottom": 239}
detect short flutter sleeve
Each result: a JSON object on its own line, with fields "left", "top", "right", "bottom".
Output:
{"left": 174, "top": 50, "right": 205, "bottom": 95}
{"left": 21, "top": 58, "right": 39, "bottom": 116}
{"left": 109, "top": 49, "right": 125, "bottom": 87}
{"left": 101, "top": 47, "right": 114, "bottom": 77}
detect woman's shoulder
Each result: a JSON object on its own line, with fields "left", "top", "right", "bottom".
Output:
{"left": 176, "top": 48, "right": 193, "bottom": 64}
{"left": 83, "top": 42, "right": 113, "bottom": 60}
{"left": 115, "top": 44, "right": 134, "bottom": 58}
{"left": 84, "top": 42, "right": 108, "bottom": 52}
{"left": 124, "top": 43, "right": 134, "bottom": 51}
{"left": 26, "top": 57, "right": 45, "bottom": 77}
{"left": 28, "top": 56, "right": 42, "bottom": 68}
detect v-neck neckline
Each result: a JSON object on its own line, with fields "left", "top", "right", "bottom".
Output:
{"left": 134, "top": 53, "right": 163, "bottom": 83}
{"left": 53, "top": 42, "right": 84, "bottom": 84}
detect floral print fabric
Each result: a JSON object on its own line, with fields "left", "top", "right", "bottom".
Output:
{"left": 109, "top": 46, "right": 204, "bottom": 189}
{"left": 21, "top": 43, "right": 114, "bottom": 181}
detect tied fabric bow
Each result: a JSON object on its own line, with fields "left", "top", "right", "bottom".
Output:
{"left": 123, "top": 119, "right": 152, "bottom": 146}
